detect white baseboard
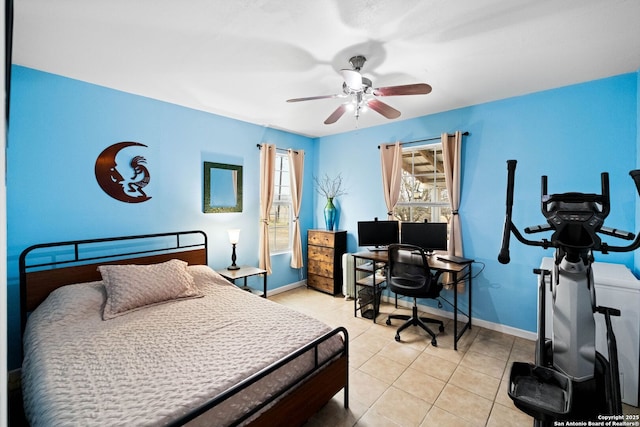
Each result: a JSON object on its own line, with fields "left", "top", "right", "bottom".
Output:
{"left": 268, "top": 280, "right": 306, "bottom": 296}
{"left": 381, "top": 295, "right": 537, "bottom": 341}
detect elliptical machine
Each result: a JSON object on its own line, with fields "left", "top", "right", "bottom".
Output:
{"left": 498, "top": 159, "right": 640, "bottom": 425}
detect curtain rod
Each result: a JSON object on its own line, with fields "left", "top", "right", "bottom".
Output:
{"left": 378, "top": 131, "right": 469, "bottom": 149}
{"left": 256, "top": 144, "right": 299, "bottom": 154}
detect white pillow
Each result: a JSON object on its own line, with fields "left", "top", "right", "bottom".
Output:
{"left": 98, "top": 259, "right": 203, "bottom": 320}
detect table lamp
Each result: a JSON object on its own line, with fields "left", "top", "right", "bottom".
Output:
{"left": 227, "top": 229, "right": 241, "bottom": 270}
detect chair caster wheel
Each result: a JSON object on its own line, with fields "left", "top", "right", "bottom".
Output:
{"left": 431, "top": 339, "right": 438, "bottom": 347}
{"left": 386, "top": 319, "right": 391, "bottom": 326}
{"left": 439, "top": 325, "right": 445, "bottom": 332}
{"left": 395, "top": 334, "right": 401, "bottom": 342}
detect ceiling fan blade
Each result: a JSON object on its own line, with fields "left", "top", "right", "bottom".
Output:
{"left": 324, "top": 104, "right": 347, "bottom": 124}
{"left": 367, "top": 99, "right": 401, "bottom": 119}
{"left": 372, "top": 83, "right": 432, "bottom": 97}
{"left": 286, "top": 94, "right": 343, "bottom": 102}
{"left": 341, "top": 69, "right": 362, "bottom": 91}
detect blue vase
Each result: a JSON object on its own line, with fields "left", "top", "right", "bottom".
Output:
{"left": 324, "top": 198, "right": 337, "bottom": 231}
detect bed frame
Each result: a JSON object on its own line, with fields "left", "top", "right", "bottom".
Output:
{"left": 19, "top": 230, "right": 349, "bottom": 427}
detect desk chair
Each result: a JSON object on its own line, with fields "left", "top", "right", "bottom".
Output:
{"left": 385, "top": 244, "right": 445, "bottom": 346}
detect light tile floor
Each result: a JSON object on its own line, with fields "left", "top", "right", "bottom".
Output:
{"left": 269, "top": 286, "right": 640, "bottom": 427}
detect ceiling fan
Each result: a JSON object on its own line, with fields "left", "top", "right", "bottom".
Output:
{"left": 286, "top": 55, "right": 432, "bottom": 125}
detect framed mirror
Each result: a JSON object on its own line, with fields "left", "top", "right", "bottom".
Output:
{"left": 203, "top": 162, "right": 243, "bottom": 213}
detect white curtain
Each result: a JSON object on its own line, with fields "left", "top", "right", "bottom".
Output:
{"left": 259, "top": 143, "right": 276, "bottom": 274}
{"left": 380, "top": 141, "right": 403, "bottom": 219}
{"left": 442, "top": 131, "right": 464, "bottom": 256}
{"left": 288, "top": 149, "right": 304, "bottom": 269}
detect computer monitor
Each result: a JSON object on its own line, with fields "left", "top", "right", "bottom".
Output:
{"left": 401, "top": 222, "right": 448, "bottom": 253}
{"left": 357, "top": 220, "right": 399, "bottom": 250}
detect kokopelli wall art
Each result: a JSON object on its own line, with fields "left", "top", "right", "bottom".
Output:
{"left": 95, "top": 142, "right": 151, "bottom": 203}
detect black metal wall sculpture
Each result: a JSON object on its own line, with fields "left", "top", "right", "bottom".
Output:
{"left": 95, "top": 142, "right": 151, "bottom": 203}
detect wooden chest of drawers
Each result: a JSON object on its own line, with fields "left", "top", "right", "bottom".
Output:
{"left": 307, "top": 230, "right": 347, "bottom": 295}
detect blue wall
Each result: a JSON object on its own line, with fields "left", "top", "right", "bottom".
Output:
{"left": 6, "top": 66, "right": 639, "bottom": 369}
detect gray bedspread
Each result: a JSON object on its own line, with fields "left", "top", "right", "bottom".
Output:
{"left": 22, "top": 265, "right": 342, "bottom": 426}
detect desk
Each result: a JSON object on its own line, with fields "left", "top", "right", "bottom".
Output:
{"left": 352, "top": 251, "right": 472, "bottom": 350}
{"left": 216, "top": 266, "right": 268, "bottom": 298}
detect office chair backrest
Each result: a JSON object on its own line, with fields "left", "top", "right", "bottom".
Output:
{"left": 387, "top": 244, "right": 441, "bottom": 298}
{"left": 388, "top": 243, "right": 429, "bottom": 278}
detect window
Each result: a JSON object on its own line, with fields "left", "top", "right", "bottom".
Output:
{"left": 393, "top": 143, "right": 451, "bottom": 223}
{"left": 269, "top": 153, "right": 292, "bottom": 253}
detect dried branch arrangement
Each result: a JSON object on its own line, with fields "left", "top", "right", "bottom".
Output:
{"left": 314, "top": 173, "right": 347, "bottom": 199}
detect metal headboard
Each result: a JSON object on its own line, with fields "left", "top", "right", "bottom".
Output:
{"left": 19, "top": 230, "right": 208, "bottom": 332}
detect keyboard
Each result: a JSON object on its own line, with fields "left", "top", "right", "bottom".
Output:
{"left": 437, "top": 254, "right": 473, "bottom": 264}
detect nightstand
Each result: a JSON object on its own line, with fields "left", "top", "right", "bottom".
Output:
{"left": 216, "top": 266, "right": 268, "bottom": 298}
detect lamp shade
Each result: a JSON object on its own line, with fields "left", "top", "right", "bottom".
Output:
{"left": 227, "top": 229, "right": 241, "bottom": 244}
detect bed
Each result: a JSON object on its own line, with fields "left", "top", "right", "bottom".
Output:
{"left": 19, "top": 230, "right": 349, "bottom": 426}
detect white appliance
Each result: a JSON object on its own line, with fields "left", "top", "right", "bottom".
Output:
{"left": 540, "top": 257, "right": 640, "bottom": 406}
{"left": 342, "top": 253, "right": 356, "bottom": 299}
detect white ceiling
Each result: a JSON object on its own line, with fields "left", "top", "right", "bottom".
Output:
{"left": 12, "top": 0, "right": 640, "bottom": 138}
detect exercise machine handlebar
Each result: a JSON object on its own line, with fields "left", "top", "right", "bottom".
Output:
{"left": 498, "top": 160, "right": 640, "bottom": 263}
{"left": 498, "top": 160, "right": 517, "bottom": 264}
{"left": 630, "top": 170, "right": 640, "bottom": 197}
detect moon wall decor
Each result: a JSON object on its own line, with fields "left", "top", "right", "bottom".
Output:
{"left": 95, "top": 142, "right": 151, "bottom": 203}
